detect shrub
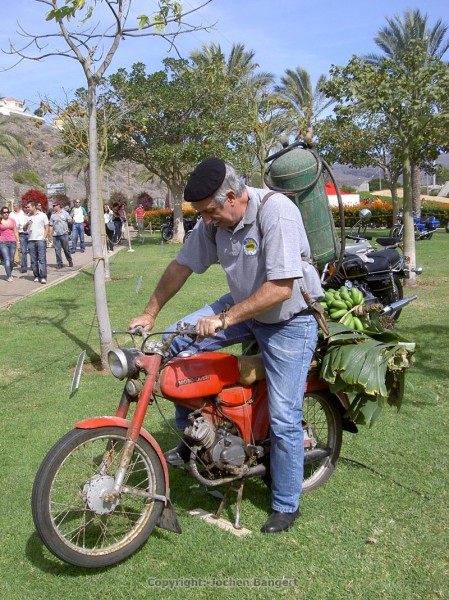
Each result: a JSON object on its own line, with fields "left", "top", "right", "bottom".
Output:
{"left": 331, "top": 198, "right": 393, "bottom": 228}
{"left": 22, "top": 188, "right": 48, "bottom": 211}
{"left": 135, "top": 191, "right": 154, "bottom": 210}
{"left": 130, "top": 208, "right": 198, "bottom": 230}
{"left": 13, "top": 170, "right": 45, "bottom": 188}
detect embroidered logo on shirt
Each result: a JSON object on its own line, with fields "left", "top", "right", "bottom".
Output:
{"left": 243, "top": 237, "right": 258, "bottom": 256}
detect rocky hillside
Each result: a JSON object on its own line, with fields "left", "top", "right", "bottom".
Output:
{"left": 0, "top": 115, "right": 166, "bottom": 205}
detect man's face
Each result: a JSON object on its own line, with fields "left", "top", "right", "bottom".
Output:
{"left": 193, "top": 191, "right": 243, "bottom": 228}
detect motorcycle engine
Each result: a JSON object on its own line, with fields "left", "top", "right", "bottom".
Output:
{"left": 184, "top": 416, "right": 246, "bottom": 474}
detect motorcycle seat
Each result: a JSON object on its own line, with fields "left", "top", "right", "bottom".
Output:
{"left": 364, "top": 248, "right": 401, "bottom": 272}
{"left": 376, "top": 237, "right": 400, "bottom": 247}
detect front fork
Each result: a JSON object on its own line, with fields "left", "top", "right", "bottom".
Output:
{"left": 104, "top": 354, "right": 162, "bottom": 502}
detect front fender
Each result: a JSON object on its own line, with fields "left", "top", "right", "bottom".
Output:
{"left": 75, "top": 416, "right": 170, "bottom": 501}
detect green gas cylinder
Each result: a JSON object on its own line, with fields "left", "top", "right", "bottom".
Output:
{"left": 265, "top": 145, "right": 340, "bottom": 271}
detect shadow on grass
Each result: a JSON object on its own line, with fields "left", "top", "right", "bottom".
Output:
{"left": 401, "top": 322, "right": 449, "bottom": 380}
{"left": 25, "top": 527, "right": 169, "bottom": 574}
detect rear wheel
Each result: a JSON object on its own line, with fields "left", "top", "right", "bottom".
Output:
{"left": 32, "top": 427, "right": 164, "bottom": 568}
{"left": 382, "top": 277, "right": 403, "bottom": 321}
{"left": 302, "top": 391, "right": 343, "bottom": 491}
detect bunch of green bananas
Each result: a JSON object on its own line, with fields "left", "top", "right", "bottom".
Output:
{"left": 320, "top": 286, "right": 366, "bottom": 331}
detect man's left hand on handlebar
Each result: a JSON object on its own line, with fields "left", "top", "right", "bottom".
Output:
{"left": 128, "top": 313, "right": 155, "bottom": 332}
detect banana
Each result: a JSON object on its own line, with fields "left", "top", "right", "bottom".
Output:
{"left": 330, "top": 299, "right": 347, "bottom": 310}
{"left": 330, "top": 308, "right": 347, "bottom": 320}
{"left": 352, "top": 316, "right": 364, "bottom": 331}
{"left": 342, "top": 313, "right": 354, "bottom": 328}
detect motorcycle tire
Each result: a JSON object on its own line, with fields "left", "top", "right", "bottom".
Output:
{"left": 161, "top": 225, "right": 174, "bottom": 242}
{"left": 390, "top": 226, "right": 403, "bottom": 240}
{"left": 183, "top": 229, "right": 192, "bottom": 243}
{"left": 32, "top": 426, "right": 165, "bottom": 569}
{"left": 302, "top": 391, "right": 343, "bottom": 492}
{"left": 420, "top": 233, "right": 433, "bottom": 240}
{"left": 381, "top": 278, "right": 404, "bottom": 321}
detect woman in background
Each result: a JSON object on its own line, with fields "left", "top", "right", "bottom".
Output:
{"left": 0, "top": 206, "right": 19, "bottom": 281}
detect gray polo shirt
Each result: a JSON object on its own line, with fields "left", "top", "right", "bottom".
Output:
{"left": 50, "top": 210, "right": 71, "bottom": 236}
{"left": 176, "top": 186, "right": 323, "bottom": 324}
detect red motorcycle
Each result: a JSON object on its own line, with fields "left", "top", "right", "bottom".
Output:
{"left": 32, "top": 323, "right": 353, "bottom": 569}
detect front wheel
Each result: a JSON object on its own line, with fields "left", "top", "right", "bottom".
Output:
{"left": 302, "top": 391, "right": 343, "bottom": 492}
{"left": 32, "top": 427, "right": 165, "bottom": 568}
{"left": 161, "top": 225, "right": 173, "bottom": 242}
{"left": 390, "top": 225, "right": 403, "bottom": 240}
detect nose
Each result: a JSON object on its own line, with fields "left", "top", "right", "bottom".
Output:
{"left": 201, "top": 214, "right": 212, "bottom": 225}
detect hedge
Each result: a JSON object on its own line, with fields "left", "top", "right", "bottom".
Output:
{"left": 130, "top": 200, "right": 449, "bottom": 231}
{"left": 331, "top": 198, "right": 449, "bottom": 228}
{"left": 130, "top": 208, "right": 198, "bottom": 231}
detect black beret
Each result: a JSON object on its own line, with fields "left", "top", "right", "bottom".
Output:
{"left": 184, "top": 157, "right": 226, "bottom": 202}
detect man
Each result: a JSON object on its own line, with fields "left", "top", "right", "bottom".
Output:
{"left": 70, "top": 199, "right": 87, "bottom": 253}
{"left": 135, "top": 203, "right": 145, "bottom": 235}
{"left": 9, "top": 202, "right": 29, "bottom": 272}
{"left": 24, "top": 201, "right": 49, "bottom": 284}
{"left": 49, "top": 201, "right": 73, "bottom": 269}
{"left": 129, "top": 158, "right": 322, "bottom": 534}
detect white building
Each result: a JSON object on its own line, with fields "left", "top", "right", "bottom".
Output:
{"left": 0, "top": 97, "right": 44, "bottom": 122}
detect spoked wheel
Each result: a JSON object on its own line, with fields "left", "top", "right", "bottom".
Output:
{"left": 32, "top": 427, "right": 165, "bottom": 568}
{"left": 382, "top": 278, "right": 403, "bottom": 321}
{"left": 390, "top": 226, "right": 403, "bottom": 240}
{"left": 161, "top": 225, "right": 173, "bottom": 242}
{"left": 302, "top": 391, "right": 343, "bottom": 492}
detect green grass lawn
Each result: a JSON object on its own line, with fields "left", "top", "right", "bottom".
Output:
{"left": 0, "top": 231, "right": 448, "bottom": 600}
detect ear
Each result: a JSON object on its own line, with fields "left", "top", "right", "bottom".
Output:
{"left": 226, "top": 189, "right": 236, "bottom": 204}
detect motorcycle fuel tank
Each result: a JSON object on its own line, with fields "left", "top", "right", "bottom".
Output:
{"left": 160, "top": 352, "right": 240, "bottom": 400}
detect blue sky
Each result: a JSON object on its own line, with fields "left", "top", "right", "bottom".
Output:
{"left": 1, "top": 0, "right": 448, "bottom": 113}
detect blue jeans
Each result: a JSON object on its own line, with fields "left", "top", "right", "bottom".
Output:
{"left": 28, "top": 240, "right": 47, "bottom": 280}
{"left": 165, "top": 293, "right": 318, "bottom": 512}
{"left": 71, "top": 223, "right": 85, "bottom": 252}
{"left": 53, "top": 233, "right": 71, "bottom": 265}
{"left": 0, "top": 241, "right": 17, "bottom": 278}
{"left": 19, "top": 233, "right": 29, "bottom": 271}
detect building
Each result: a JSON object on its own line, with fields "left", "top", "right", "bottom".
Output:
{"left": 0, "top": 97, "right": 44, "bottom": 122}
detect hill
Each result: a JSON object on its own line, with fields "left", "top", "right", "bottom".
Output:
{"left": 0, "top": 115, "right": 166, "bottom": 205}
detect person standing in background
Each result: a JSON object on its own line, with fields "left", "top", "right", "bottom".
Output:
{"left": 104, "top": 204, "right": 114, "bottom": 252}
{"left": 49, "top": 201, "right": 73, "bottom": 269}
{"left": 9, "top": 202, "right": 29, "bottom": 273}
{"left": 0, "top": 206, "right": 19, "bottom": 281}
{"left": 135, "top": 203, "right": 145, "bottom": 235}
{"left": 24, "top": 201, "right": 49, "bottom": 284}
{"left": 70, "top": 199, "right": 87, "bottom": 253}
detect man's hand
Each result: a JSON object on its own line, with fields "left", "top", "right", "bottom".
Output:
{"left": 196, "top": 314, "right": 223, "bottom": 340}
{"left": 128, "top": 313, "right": 155, "bottom": 332}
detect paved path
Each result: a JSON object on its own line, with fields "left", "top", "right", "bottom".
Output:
{"left": 0, "top": 240, "right": 126, "bottom": 311}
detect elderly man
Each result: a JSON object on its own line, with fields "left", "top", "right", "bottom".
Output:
{"left": 49, "top": 200, "right": 73, "bottom": 269}
{"left": 129, "top": 158, "right": 322, "bottom": 534}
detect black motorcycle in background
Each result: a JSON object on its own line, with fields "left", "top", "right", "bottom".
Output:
{"left": 322, "top": 209, "right": 422, "bottom": 320}
{"left": 160, "top": 213, "right": 199, "bottom": 243}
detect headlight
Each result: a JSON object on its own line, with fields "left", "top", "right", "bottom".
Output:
{"left": 108, "top": 348, "right": 143, "bottom": 380}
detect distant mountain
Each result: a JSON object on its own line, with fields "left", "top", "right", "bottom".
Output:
{"left": 330, "top": 155, "right": 449, "bottom": 188}
{"left": 0, "top": 115, "right": 166, "bottom": 204}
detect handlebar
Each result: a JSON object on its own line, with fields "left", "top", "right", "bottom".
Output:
{"left": 346, "top": 233, "right": 372, "bottom": 241}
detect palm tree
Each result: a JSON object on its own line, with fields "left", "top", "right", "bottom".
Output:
{"left": 366, "top": 9, "right": 449, "bottom": 215}
{"left": 190, "top": 42, "right": 287, "bottom": 184}
{"left": 190, "top": 42, "right": 258, "bottom": 78}
{"left": 275, "top": 66, "right": 333, "bottom": 141}
{"left": 0, "top": 115, "right": 27, "bottom": 158}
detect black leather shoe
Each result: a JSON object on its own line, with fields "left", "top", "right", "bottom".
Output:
{"left": 260, "top": 509, "right": 300, "bottom": 534}
{"left": 164, "top": 439, "right": 191, "bottom": 467}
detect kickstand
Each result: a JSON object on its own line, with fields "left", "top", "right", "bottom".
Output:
{"left": 213, "top": 480, "right": 245, "bottom": 529}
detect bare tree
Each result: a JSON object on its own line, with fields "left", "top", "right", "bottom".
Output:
{"left": 4, "top": 0, "right": 213, "bottom": 367}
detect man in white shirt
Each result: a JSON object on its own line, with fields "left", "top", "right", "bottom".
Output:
{"left": 9, "top": 202, "right": 29, "bottom": 272}
{"left": 70, "top": 199, "right": 87, "bottom": 253}
{"left": 24, "top": 201, "right": 49, "bottom": 284}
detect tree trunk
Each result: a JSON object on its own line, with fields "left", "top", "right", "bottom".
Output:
{"left": 411, "top": 162, "right": 421, "bottom": 217}
{"left": 170, "top": 182, "right": 185, "bottom": 244}
{"left": 402, "top": 151, "right": 417, "bottom": 288}
{"left": 88, "top": 80, "right": 113, "bottom": 367}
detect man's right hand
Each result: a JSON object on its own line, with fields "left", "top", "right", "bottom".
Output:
{"left": 128, "top": 313, "right": 155, "bottom": 332}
